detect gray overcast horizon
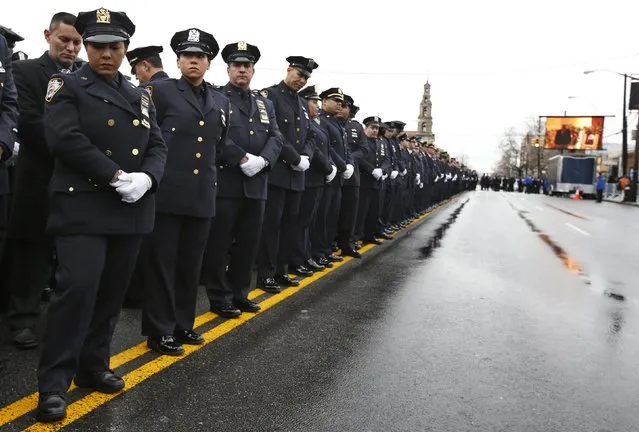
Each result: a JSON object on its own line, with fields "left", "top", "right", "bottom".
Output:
{"left": 5, "top": 0, "right": 639, "bottom": 173}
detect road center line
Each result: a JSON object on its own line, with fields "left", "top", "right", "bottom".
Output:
{"left": 566, "top": 222, "right": 591, "bottom": 237}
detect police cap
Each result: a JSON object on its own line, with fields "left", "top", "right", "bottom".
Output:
{"left": 126, "top": 45, "right": 163, "bottom": 74}
{"left": 286, "top": 56, "right": 318, "bottom": 77}
{"left": 75, "top": 8, "right": 135, "bottom": 44}
{"left": 0, "top": 25, "right": 24, "bottom": 49}
{"left": 363, "top": 116, "right": 382, "bottom": 126}
{"left": 386, "top": 120, "right": 406, "bottom": 131}
{"left": 343, "top": 94, "right": 354, "bottom": 107}
{"left": 222, "top": 41, "right": 260, "bottom": 64}
{"left": 298, "top": 85, "right": 321, "bottom": 100}
{"left": 171, "top": 28, "right": 219, "bottom": 59}
{"left": 319, "top": 87, "right": 344, "bottom": 102}
{"left": 11, "top": 51, "right": 28, "bottom": 61}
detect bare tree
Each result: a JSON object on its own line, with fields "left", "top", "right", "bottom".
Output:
{"left": 494, "top": 127, "right": 525, "bottom": 177}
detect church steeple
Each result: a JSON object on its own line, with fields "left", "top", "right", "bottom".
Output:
{"left": 417, "top": 82, "right": 435, "bottom": 144}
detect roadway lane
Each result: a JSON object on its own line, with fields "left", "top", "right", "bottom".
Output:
{"left": 500, "top": 191, "right": 639, "bottom": 301}
{"left": 3, "top": 192, "right": 639, "bottom": 431}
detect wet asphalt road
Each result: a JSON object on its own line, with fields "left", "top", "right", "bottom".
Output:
{"left": 2, "top": 191, "right": 639, "bottom": 431}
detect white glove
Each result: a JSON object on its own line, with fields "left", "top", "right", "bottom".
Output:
{"left": 434, "top": 176, "right": 439, "bottom": 183}
{"left": 115, "top": 172, "right": 152, "bottom": 203}
{"left": 240, "top": 153, "right": 267, "bottom": 177}
{"left": 372, "top": 168, "right": 383, "bottom": 180}
{"left": 382, "top": 173, "right": 388, "bottom": 181}
{"left": 326, "top": 164, "right": 337, "bottom": 183}
{"left": 390, "top": 170, "right": 399, "bottom": 180}
{"left": 415, "top": 174, "right": 421, "bottom": 185}
{"left": 453, "top": 174, "right": 458, "bottom": 181}
{"left": 419, "top": 183, "right": 424, "bottom": 189}
{"left": 400, "top": 169, "right": 407, "bottom": 177}
{"left": 293, "top": 155, "right": 310, "bottom": 172}
{"left": 342, "top": 164, "right": 354, "bottom": 179}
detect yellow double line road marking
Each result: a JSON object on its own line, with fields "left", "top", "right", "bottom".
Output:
{"left": 0, "top": 203, "right": 444, "bottom": 431}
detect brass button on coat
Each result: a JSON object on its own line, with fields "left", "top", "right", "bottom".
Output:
{"left": 196, "top": 153, "right": 202, "bottom": 158}
{"left": 107, "top": 119, "right": 115, "bottom": 127}
{"left": 199, "top": 120, "right": 205, "bottom": 126}
{"left": 193, "top": 169, "right": 199, "bottom": 175}
{"left": 132, "top": 119, "right": 140, "bottom": 126}
{"left": 105, "top": 150, "right": 113, "bottom": 156}
{"left": 197, "top": 137, "right": 203, "bottom": 142}
{"left": 132, "top": 149, "right": 139, "bottom": 156}
{"left": 68, "top": 187, "right": 74, "bottom": 192}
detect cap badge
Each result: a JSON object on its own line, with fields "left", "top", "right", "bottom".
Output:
{"left": 96, "top": 8, "right": 111, "bottom": 24}
{"left": 337, "top": 88, "right": 343, "bottom": 95}
{"left": 188, "top": 29, "right": 200, "bottom": 42}
{"left": 238, "top": 41, "right": 247, "bottom": 51}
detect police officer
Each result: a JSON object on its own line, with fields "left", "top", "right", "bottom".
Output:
{"left": 258, "top": 56, "right": 317, "bottom": 291}
{"left": 0, "top": 32, "right": 18, "bottom": 303}
{"left": 338, "top": 94, "right": 367, "bottom": 257}
{"left": 355, "top": 116, "right": 391, "bottom": 244}
{"left": 123, "top": 45, "right": 169, "bottom": 309}
{"left": 313, "top": 88, "right": 350, "bottom": 264}
{"left": 141, "top": 28, "right": 231, "bottom": 356}
{"left": 8, "top": 12, "right": 83, "bottom": 349}
{"left": 36, "top": 9, "right": 167, "bottom": 422}
{"left": 203, "top": 41, "right": 282, "bottom": 318}
{"left": 291, "top": 85, "right": 335, "bottom": 275}
{"left": 0, "top": 25, "right": 24, "bottom": 51}
{"left": 126, "top": 45, "right": 168, "bottom": 85}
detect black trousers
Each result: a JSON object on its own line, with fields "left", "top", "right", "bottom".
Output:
{"left": 292, "top": 186, "right": 323, "bottom": 267}
{"left": 596, "top": 189, "right": 603, "bottom": 202}
{"left": 355, "top": 187, "right": 381, "bottom": 241}
{"left": 38, "top": 234, "right": 142, "bottom": 394}
{"left": 257, "top": 186, "right": 302, "bottom": 278}
{"left": 204, "top": 198, "right": 265, "bottom": 306}
{"left": 316, "top": 185, "right": 341, "bottom": 258}
{"left": 123, "top": 245, "right": 146, "bottom": 306}
{"left": 7, "top": 238, "right": 52, "bottom": 330}
{"left": 337, "top": 186, "right": 360, "bottom": 249}
{"left": 142, "top": 213, "right": 211, "bottom": 337}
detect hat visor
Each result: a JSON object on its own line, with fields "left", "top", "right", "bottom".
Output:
{"left": 84, "top": 34, "right": 128, "bottom": 43}
{"left": 228, "top": 55, "right": 255, "bottom": 63}
{"left": 293, "top": 66, "right": 311, "bottom": 78}
{"left": 177, "top": 46, "right": 209, "bottom": 55}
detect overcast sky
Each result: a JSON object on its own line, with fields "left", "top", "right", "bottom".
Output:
{"left": 5, "top": 0, "right": 639, "bottom": 173}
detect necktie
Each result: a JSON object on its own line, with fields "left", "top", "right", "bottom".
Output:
{"left": 240, "top": 92, "right": 251, "bottom": 113}
{"left": 193, "top": 87, "right": 205, "bottom": 111}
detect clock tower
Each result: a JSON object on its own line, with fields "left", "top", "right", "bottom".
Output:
{"left": 417, "top": 82, "right": 435, "bottom": 145}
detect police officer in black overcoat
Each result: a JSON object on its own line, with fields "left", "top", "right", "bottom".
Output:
{"left": 36, "top": 9, "right": 167, "bottom": 422}
{"left": 7, "top": 12, "right": 83, "bottom": 348}
{"left": 312, "top": 88, "right": 350, "bottom": 264}
{"left": 258, "top": 56, "right": 317, "bottom": 291}
{"left": 339, "top": 95, "right": 368, "bottom": 257}
{"left": 355, "top": 116, "right": 391, "bottom": 243}
{"left": 122, "top": 45, "right": 169, "bottom": 309}
{"left": 203, "top": 41, "right": 282, "bottom": 318}
{"left": 0, "top": 33, "right": 18, "bottom": 302}
{"left": 141, "top": 28, "right": 233, "bottom": 356}
{"left": 291, "top": 85, "right": 335, "bottom": 275}
{"left": 126, "top": 45, "right": 169, "bottom": 86}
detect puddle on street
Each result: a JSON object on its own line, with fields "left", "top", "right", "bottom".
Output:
{"left": 419, "top": 199, "right": 469, "bottom": 259}
{"left": 506, "top": 199, "right": 625, "bottom": 302}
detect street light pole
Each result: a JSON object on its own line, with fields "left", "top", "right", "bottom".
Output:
{"left": 622, "top": 74, "right": 628, "bottom": 176}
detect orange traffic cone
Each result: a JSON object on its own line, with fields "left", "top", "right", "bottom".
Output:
{"left": 573, "top": 189, "right": 582, "bottom": 200}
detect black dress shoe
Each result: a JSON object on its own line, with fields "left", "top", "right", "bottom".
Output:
{"left": 328, "top": 254, "right": 344, "bottom": 262}
{"left": 305, "top": 258, "right": 325, "bottom": 271}
{"left": 294, "top": 265, "right": 313, "bottom": 276}
{"left": 11, "top": 328, "right": 38, "bottom": 349}
{"left": 275, "top": 274, "right": 300, "bottom": 287}
{"left": 363, "top": 237, "right": 383, "bottom": 245}
{"left": 351, "top": 242, "right": 362, "bottom": 250}
{"left": 234, "top": 298, "right": 261, "bottom": 313}
{"left": 317, "top": 257, "right": 333, "bottom": 268}
{"left": 174, "top": 329, "right": 205, "bottom": 345}
{"left": 210, "top": 302, "right": 242, "bottom": 318}
{"left": 258, "top": 277, "right": 282, "bottom": 293}
{"left": 377, "top": 232, "right": 393, "bottom": 240}
{"left": 147, "top": 336, "right": 185, "bottom": 356}
{"left": 73, "top": 370, "right": 125, "bottom": 393}
{"left": 37, "top": 392, "right": 67, "bottom": 423}
{"left": 341, "top": 248, "right": 362, "bottom": 259}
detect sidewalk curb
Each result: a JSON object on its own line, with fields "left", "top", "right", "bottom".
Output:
{"left": 603, "top": 198, "right": 639, "bottom": 207}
